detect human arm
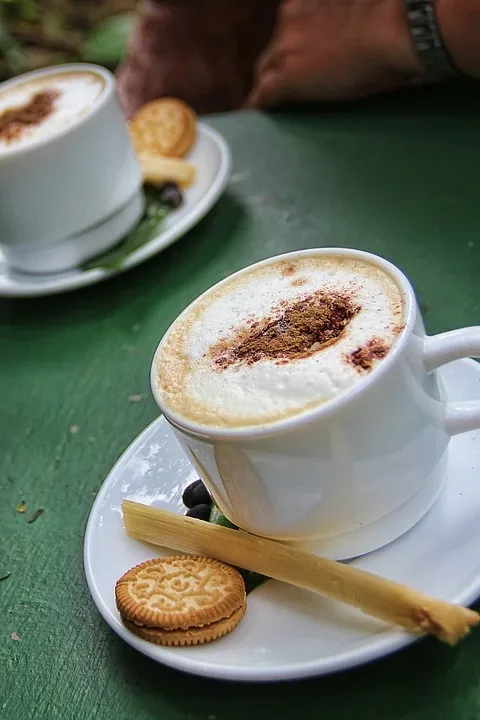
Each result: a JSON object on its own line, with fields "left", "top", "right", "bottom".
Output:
{"left": 246, "top": 0, "right": 480, "bottom": 108}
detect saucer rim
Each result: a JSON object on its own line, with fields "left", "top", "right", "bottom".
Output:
{"left": 0, "top": 122, "right": 231, "bottom": 298}
{"left": 83, "top": 358, "right": 480, "bottom": 682}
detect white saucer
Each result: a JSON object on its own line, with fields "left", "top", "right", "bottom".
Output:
{"left": 0, "top": 123, "right": 230, "bottom": 297}
{"left": 84, "top": 359, "right": 480, "bottom": 682}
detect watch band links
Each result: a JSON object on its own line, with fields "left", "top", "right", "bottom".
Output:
{"left": 405, "top": 0, "right": 461, "bottom": 82}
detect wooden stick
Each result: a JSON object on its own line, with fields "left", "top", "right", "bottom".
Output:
{"left": 122, "top": 500, "right": 479, "bottom": 645}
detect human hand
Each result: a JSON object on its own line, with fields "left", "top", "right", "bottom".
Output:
{"left": 117, "top": 0, "right": 280, "bottom": 117}
{"left": 246, "top": 0, "right": 423, "bottom": 108}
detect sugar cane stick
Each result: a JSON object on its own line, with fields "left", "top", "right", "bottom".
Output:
{"left": 122, "top": 501, "right": 479, "bottom": 645}
{"left": 139, "top": 152, "right": 196, "bottom": 187}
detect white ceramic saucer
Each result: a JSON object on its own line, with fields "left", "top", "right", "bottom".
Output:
{"left": 84, "top": 359, "right": 480, "bottom": 682}
{"left": 0, "top": 123, "right": 230, "bottom": 297}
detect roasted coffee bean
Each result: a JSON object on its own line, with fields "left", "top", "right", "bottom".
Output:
{"left": 186, "top": 503, "right": 211, "bottom": 521}
{"left": 182, "top": 479, "right": 211, "bottom": 509}
{"left": 159, "top": 181, "right": 183, "bottom": 209}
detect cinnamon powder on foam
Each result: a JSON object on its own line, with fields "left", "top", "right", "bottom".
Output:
{"left": 0, "top": 89, "right": 59, "bottom": 144}
{"left": 211, "top": 290, "right": 360, "bottom": 369}
{"left": 157, "top": 257, "right": 404, "bottom": 428}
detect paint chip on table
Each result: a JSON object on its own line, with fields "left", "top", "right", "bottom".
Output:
{"left": 69, "top": 424, "right": 80, "bottom": 434}
{"left": 10, "top": 633, "right": 20, "bottom": 641}
{"left": 128, "top": 394, "right": 146, "bottom": 403}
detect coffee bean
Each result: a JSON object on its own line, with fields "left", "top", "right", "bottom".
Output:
{"left": 182, "top": 479, "right": 211, "bottom": 509}
{"left": 186, "top": 504, "right": 211, "bottom": 521}
{"left": 159, "top": 182, "right": 183, "bottom": 209}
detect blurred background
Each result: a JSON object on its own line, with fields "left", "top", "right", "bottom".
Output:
{"left": 0, "top": 0, "right": 136, "bottom": 81}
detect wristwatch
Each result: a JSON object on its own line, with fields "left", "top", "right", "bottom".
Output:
{"left": 405, "top": 0, "right": 460, "bottom": 82}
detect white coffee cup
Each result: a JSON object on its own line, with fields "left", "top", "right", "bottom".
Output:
{"left": 0, "top": 64, "right": 143, "bottom": 274}
{"left": 151, "top": 248, "right": 480, "bottom": 560}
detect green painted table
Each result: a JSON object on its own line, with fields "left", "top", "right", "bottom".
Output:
{"left": 1, "top": 85, "right": 480, "bottom": 720}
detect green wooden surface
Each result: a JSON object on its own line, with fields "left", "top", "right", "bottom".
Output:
{"left": 1, "top": 85, "right": 480, "bottom": 720}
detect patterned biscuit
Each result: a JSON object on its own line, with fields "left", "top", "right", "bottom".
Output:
{"left": 115, "top": 555, "right": 246, "bottom": 630}
{"left": 168, "top": 106, "right": 196, "bottom": 158}
{"left": 129, "top": 98, "right": 196, "bottom": 158}
{"left": 121, "top": 603, "right": 246, "bottom": 647}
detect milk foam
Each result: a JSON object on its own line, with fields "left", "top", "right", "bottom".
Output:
{"left": 0, "top": 71, "right": 104, "bottom": 153}
{"left": 157, "top": 256, "right": 404, "bottom": 428}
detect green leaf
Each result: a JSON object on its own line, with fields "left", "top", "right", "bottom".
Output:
{"left": 80, "top": 13, "right": 135, "bottom": 68}
{"left": 81, "top": 187, "right": 170, "bottom": 273}
{"left": 209, "top": 505, "right": 268, "bottom": 595}
{"left": 242, "top": 570, "right": 268, "bottom": 595}
{"left": 209, "top": 505, "right": 237, "bottom": 529}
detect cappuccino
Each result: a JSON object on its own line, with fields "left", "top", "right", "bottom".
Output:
{"left": 0, "top": 70, "right": 104, "bottom": 154}
{"left": 156, "top": 255, "right": 404, "bottom": 428}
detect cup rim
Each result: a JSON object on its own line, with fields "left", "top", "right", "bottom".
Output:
{"left": 151, "top": 247, "right": 415, "bottom": 441}
{"left": 0, "top": 63, "right": 114, "bottom": 162}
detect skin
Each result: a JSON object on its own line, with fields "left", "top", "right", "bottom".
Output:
{"left": 116, "top": 0, "right": 280, "bottom": 117}
{"left": 117, "top": 0, "right": 480, "bottom": 116}
{"left": 437, "top": 0, "right": 480, "bottom": 78}
{"left": 246, "top": 0, "right": 480, "bottom": 108}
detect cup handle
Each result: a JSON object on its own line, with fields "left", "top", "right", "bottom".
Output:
{"left": 423, "top": 327, "right": 480, "bottom": 436}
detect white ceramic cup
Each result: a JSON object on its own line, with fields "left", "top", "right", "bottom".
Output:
{"left": 0, "top": 64, "right": 143, "bottom": 274}
{"left": 151, "top": 248, "right": 480, "bottom": 559}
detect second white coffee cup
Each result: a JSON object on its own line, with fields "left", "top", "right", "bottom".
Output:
{"left": 0, "top": 63, "right": 143, "bottom": 274}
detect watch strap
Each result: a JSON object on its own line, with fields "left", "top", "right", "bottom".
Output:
{"left": 405, "top": 0, "right": 460, "bottom": 82}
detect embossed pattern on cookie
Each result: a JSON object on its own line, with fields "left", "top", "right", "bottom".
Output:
{"left": 115, "top": 555, "right": 246, "bottom": 630}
